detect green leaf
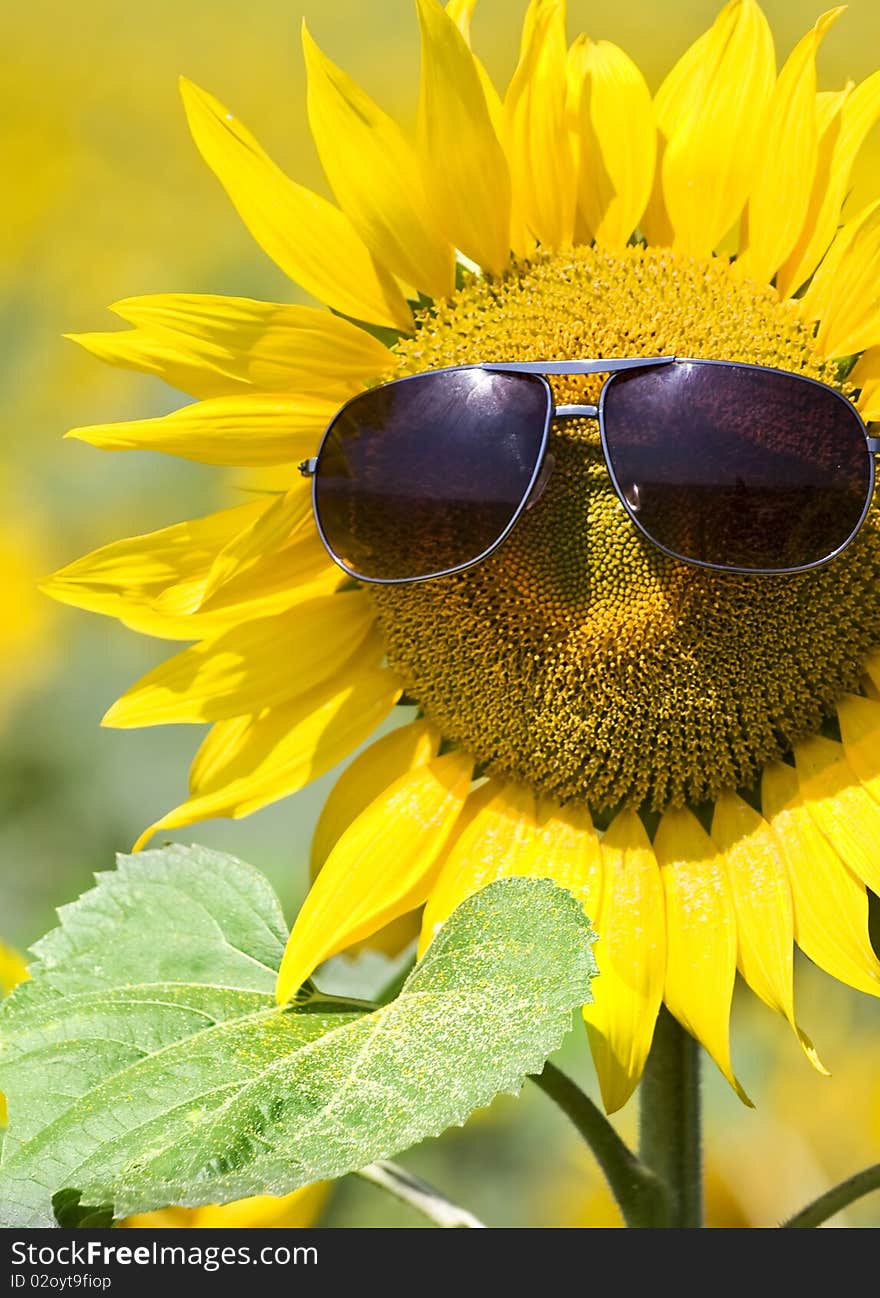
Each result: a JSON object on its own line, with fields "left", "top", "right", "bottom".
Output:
{"left": 0, "top": 845, "right": 597, "bottom": 1228}
{"left": 52, "top": 1189, "right": 115, "bottom": 1230}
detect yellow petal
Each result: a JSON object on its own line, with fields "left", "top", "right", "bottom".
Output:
{"left": 640, "top": 5, "right": 737, "bottom": 247}
{"left": 188, "top": 626, "right": 385, "bottom": 798}
{"left": 133, "top": 542, "right": 339, "bottom": 641}
{"left": 795, "top": 733, "right": 880, "bottom": 895}
{"left": 150, "top": 487, "right": 313, "bottom": 617}
{"left": 418, "top": 781, "right": 601, "bottom": 959}
{"left": 303, "top": 26, "right": 454, "bottom": 301}
{"left": 42, "top": 500, "right": 267, "bottom": 621}
{"left": 419, "top": 780, "right": 536, "bottom": 952}
{"left": 0, "top": 942, "right": 29, "bottom": 1126}
{"left": 445, "top": 0, "right": 476, "bottom": 39}
{"left": 190, "top": 1184, "right": 330, "bottom": 1228}
{"left": 772, "top": 85, "right": 852, "bottom": 297}
{"left": 711, "top": 791, "right": 825, "bottom": 1072}
{"left": 737, "top": 9, "right": 845, "bottom": 284}
{"left": 183, "top": 538, "right": 339, "bottom": 625}
{"left": 179, "top": 78, "right": 411, "bottom": 331}
{"left": 66, "top": 392, "right": 338, "bottom": 467}
{"left": 435, "top": 9, "right": 504, "bottom": 125}
{"left": 133, "top": 659, "right": 401, "bottom": 849}
{"left": 654, "top": 808, "right": 751, "bottom": 1104}
{"left": 0, "top": 942, "right": 29, "bottom": 998}
{"left": 311, "top": 719, "right": 441, "bottom": 873}
{"left": 575, "top": 39, "right": 656, "bottom": 247}
{"left": 529, "top": 798, "right": 603, "bottom": 917}
{"left": 805, "top": 201, "right": 880, "bottom": 358}
{"left": 192, "top": 486, "right": 312, "bottom": 611}
{"left": 416, "top": 0, "right": 511, "bottom": 275}
{"left": 457, "top": 17, "right": 528, "bottom": 257}
{"left": 443, "top": 0, "right": 508, "bottom": 155}
{"left": 503, "top": 0, "right": 576, "bottom": 250}
{"left": 798, "top": 196, "right": 879, "bottom": 321}
{"left": 66, "top": 329, "right": 240, "bottom": 402}
{"left": 312, "top": 704, "right": 432, "bottom": 957}
{"left": 837, "top": 692, "right": 880, "bottom": 797}
{"left": 648, "top": 0, "right": 775, "bottom": 258}
{"left": 564, "top": 38, "right": 592, "bottom": 246}
{"left": 70, "top": 294, "right": 393, "bottom": 400}
{"left": 123, "top": 1183, "right": 330, "bottom": 1230}
{"left": 777, "top": 69, "right": 880, "bottom": 298}
{"left": 276, "top": 750, "right": 473, "bottom": 1002}
{"left": 852, "top": 347, "right": 880, "bottom": 421}
{"left": 188, "top": 715, "right": 252, "bottom": 796}
{"left": 582, "top": 809, "right": 665, "bottom": 1114}
{"left": 863, "top": 652, "right": 880, "bottom": 697}
{"left": 762, "top": 760, "right": 880, "bottom": 997}
{"left": 43, "top": 496, "right": 338, "bottom": 640}
{"left": 104, "top": 592, "right": 376, "bottom": 727}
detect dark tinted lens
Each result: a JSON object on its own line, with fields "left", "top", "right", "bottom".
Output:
{"left": 602, "top": 361, "right": 872, "bottom": 571}
{"left": 314, "top": 368, "right": 550, "bottom": 581}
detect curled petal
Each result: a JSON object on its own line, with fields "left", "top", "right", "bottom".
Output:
{"left": 574, "top": 38, "right": 656, "bottom": 247}
{"left": 778, "top": 69, "right": 880, "bottom": 298}
{"left": 180, "top": 79, "right": 411, "bottom": 330}
{"left": 737, "top": 8, "right": 844, "bottom": 284}
{"left": 851, "top": 347, "right": 880, "bottom": 421}
{"left": 103, "top": 593, "right": 376, "bottom": 727}
{"left": 303, "top": 24, "right": 454, "bottom": 300}
{"left": 134, "top": 661, "right": 401, "bottom": 849}
{"left": 68, "top": 294, "right": 391, "bottom": 400}
{"left": 276, "top": 750, "right": 474, "bottom": 1003}
{"left": 644, "top": 0, "right": 775, "bottom": 257}
{"left": 802, "top": 201, "right": 880, "bottom": 359}
{"left": 504, "top": 0, "right": 576, "bottom": 250}
{"left": 416, "top": 0, "right": 512, "bottom": 275}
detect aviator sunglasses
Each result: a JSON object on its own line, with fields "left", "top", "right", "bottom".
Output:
{"left": 299, "top": 357, "right": 880, "bottom": 584}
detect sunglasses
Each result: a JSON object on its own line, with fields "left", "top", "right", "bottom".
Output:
{"left": 299, "top": 357, "right": 880, "bottom": 584}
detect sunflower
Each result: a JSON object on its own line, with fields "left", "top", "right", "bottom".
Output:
{"left": 47, "top": 0, "right": 880, "bottom": 1114}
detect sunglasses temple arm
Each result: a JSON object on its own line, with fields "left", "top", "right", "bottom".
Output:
{"left": 868, "top": 437, "right": 880, "bottom": 455}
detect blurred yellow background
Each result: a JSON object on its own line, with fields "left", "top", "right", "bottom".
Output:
{"left": 3, "top": 0, "right": 880, "bottom": 1227}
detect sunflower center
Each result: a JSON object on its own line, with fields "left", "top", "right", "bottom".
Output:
{"left": 369, "top": 245, "right": 880, "bottom": 812}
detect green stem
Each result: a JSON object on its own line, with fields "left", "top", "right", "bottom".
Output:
{"left": 781, "top": 1164, "right": 880, "bottom": 1228}
{"left": 638, "top": 1006, "right": 702, "bottom": 1228}
{"left": 357, "top": 1160, "right": 486, "bottom": 1228}
{"left": 531, "top": 1062, "right": 669, "bottom": 1228}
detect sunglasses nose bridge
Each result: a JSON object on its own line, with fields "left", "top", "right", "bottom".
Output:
{"left": 554, "top": 403, "right": 599, "bottom": 420}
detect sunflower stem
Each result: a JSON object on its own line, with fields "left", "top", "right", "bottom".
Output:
{"left": 638, "top": 1006, "right": 702, "bottom": 1227}
{"left": 530, "top": 1062, "right": 669, "bottom": 1228}
{"left": 780, "top": 1163, "right": 880, "bottom": 1228}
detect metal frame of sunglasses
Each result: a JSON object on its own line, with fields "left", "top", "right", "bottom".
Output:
{"left": 299, "top": 356, "right": 880, "bottom": 584}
